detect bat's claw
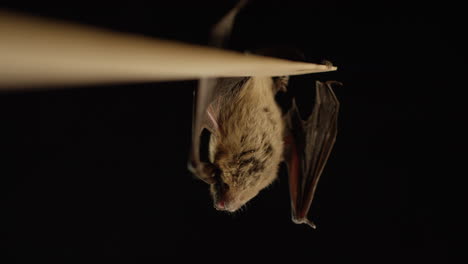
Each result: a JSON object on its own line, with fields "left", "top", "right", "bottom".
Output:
{"left": 274, "top": 76, "right": 289, "bottom": 93}
{"left": 321, "top": 60, "right": 334, "bottom": 69}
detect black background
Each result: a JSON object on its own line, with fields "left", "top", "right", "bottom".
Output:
{"left": 1, "top": 0, "right": 461, "bottom": 261}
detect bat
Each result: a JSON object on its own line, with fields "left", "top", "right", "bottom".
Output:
{"left": 188, "top": 1, "right": 340, "bottom": 228}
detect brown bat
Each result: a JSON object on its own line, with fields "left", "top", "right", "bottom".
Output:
{"left": 188, "top": 1, "right": 340, "bottom": 228}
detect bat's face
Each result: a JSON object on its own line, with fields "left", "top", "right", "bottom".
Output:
{"left": 206, "top": 79, "right": 285, "bottom": 212}
{"left": 208, "top": 142, "right": 280, "bottom": 212}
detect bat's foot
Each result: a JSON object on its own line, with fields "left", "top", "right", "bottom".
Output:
{"left": 321, "top": 60, "right": 334, "bottom": 69}
{"left": 274, "top": 76, "right": 289, "bottom": 93}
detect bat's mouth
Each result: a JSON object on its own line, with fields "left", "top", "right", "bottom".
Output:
{"left": 213, "top": 186, "right": 230, "bottom": 211}
{"left": 214, "top": 200, "right": 227, "bottom": 211}
{"left": 210, "top": 168, "right": 241, "bottom": 212}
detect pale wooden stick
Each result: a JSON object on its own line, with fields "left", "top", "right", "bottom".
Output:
{"left": 0, "top": 11, "right": 336, "bottom": 89}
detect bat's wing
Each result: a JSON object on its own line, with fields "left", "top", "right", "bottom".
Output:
{"left": 284, "top": 81, "right": 340, "bottom": 228}
{"left": 188, "top": 78, "right": 219, "bottom": 184}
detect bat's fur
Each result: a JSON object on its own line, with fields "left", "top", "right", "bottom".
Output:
{"left": 208, "top": 77, "right": 285, "bottom": 212}
{"left": 189, "top": 1, "right": 338, "bottom": 226}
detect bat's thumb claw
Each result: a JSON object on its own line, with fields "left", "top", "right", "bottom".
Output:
{"left": 292, "top": 217, "right": 317, "bottom": 229}
{"left": 187, "top": 160, "right": 198, "bottom": 175}
{"left": 306, "top": 220, "right": 317, "bottom": 229}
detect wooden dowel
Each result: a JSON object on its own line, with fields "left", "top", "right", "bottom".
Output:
{"left": 0, "top": 11, "right": 336, "bottom": 89}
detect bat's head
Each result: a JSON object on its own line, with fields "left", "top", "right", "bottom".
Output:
{"left": 208, "top": 162, "right": 275, "bottom": 212}
{"left": 207, "top": 132, "right": 283, "bottom": 212}
{"left": 203, "top": 76, "right": 285, "bottom": 212}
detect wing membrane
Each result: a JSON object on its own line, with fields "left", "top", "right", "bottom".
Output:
{"left": 285, "top": 81, "right": 340, "bottom": 228}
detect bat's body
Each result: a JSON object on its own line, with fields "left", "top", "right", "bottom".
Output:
{"left": 188, "top": 0, "right": 340, "bottom": 228}
{"left": 206, "top": 77, "right": 284, "bottom": 212}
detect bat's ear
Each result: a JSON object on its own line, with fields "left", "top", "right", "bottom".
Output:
{"left": 292, "top": 217, "right": 317, "bottom": 229}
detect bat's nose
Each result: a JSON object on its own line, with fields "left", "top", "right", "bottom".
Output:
{"left": 214, "top": 199, "right": 238, "bottom": 212}
{"left": 214, "top": 200, "right": 225, "bottom": 210}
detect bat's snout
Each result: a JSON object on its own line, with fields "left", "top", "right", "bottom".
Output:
{"left": 213, "top": 192, "right": 231, "bottom": 211}
{"left": 212, "top": 181, "right": 238, "bottom": 212}
{"left": 213, "top": 194, "right": 239, "bottom": 212}
{"left": 214, "top": 200, "right": 225, "bottom": 210}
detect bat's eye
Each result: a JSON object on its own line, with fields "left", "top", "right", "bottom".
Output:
{"left": 212, "top": 167, "right": 222, "bottom": 179}
{"left": 210, "top": 166, "right": 229, "bottom": 192}
{"left": 215, "top": 181, "right": 229, "bottom": 194}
